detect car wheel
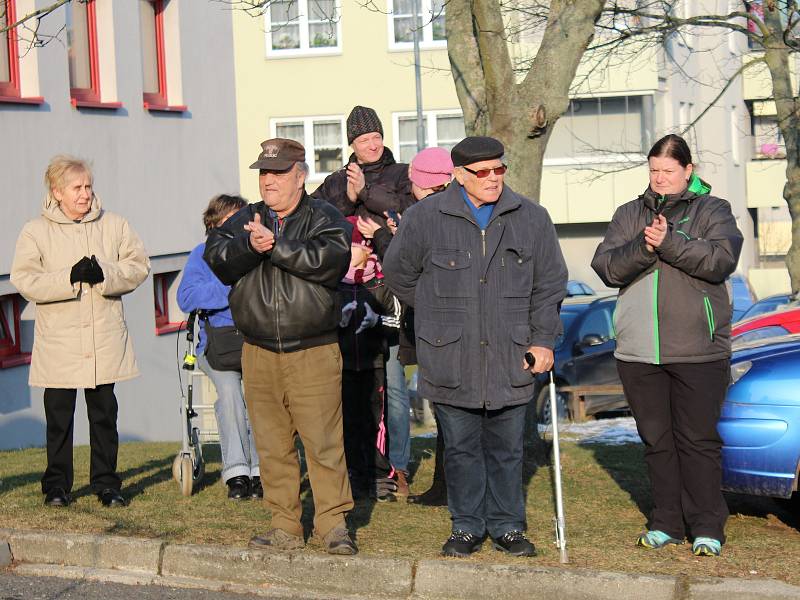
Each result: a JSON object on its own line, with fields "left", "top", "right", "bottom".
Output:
{"left": 535, "top": 383, "right": 570, "bottom": 424}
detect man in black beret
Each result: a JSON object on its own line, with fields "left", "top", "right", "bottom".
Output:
{"left": 383, "top": 135, "right": 568, "bottom": 558}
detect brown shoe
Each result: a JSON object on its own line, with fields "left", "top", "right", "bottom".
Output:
{"left": 322, "top": 526, "right": 358, "bottom": 555}
{"left": 395, "top": 471, "right": 409, "bottom": 497}
{"left": 249, "top": 528, "right": 304, "bottom": 551}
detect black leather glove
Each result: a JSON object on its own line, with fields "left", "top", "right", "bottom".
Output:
{"left": 70, "top": 256, "right": 93, "bottom": 284}
{"left": 86, "top": 255, "right": 104, "bottom": 284}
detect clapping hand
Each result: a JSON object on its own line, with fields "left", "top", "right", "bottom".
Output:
{"left": 356, "top": 303, "right": 380, "bottom": 334}
{"left": 644, "top": 214, "right": 668, "bottom": 252}
{"left": 340, "top": 300, "right": 357, "bottom": 328}
{"left": 70, "top": 255, "right": 104, "bottom": 285}
{"left": 244, "top": 213, "right": 275, "bottom": 254}
{"left": 346, "top": 163, "right": 365, "bottom": 202}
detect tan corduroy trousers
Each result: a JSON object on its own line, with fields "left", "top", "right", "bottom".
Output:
{"left": 242, "top": 341, "right": 353, "bottom": 539}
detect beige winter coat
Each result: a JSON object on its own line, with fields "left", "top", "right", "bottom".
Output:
{"left": 11, "top": 194, "right": 150, "bottom": 389}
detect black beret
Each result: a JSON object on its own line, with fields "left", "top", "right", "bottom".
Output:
{"left": 451, "top": 136, "right": 505, "bottom": 167}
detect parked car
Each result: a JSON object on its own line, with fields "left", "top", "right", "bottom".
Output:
{"left": 720, "top": 334, "right": 800, "bottom": 507}
{"left": 532, "top": 295, "right": 624, "bottom": 422}
{"left": 731, "top": 307, "right": 800, "bottom": 345}
{"left": 729, "top": 273, "right": 755, "bottom": 322}
{"left": 566, "top": 280, "right": 595, "bottom": 297}
{"left": 736, "top": 293, "right": 795, "bottom": 323}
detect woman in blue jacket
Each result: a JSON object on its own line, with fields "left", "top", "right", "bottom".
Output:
{"left": 178, "top": 194, "right": 260, "bottom": 500}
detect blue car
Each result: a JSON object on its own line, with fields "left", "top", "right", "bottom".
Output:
{"left": 720, "top": 335, "right": 800, "bottom": 503}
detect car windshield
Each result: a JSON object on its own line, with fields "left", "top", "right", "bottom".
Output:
{"left": 739, "top": 296, "right": 790, "bottom": 321}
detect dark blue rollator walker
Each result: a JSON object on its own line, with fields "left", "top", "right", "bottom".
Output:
{"left": 172, "top": 311, "right": 207, "bottom": 496}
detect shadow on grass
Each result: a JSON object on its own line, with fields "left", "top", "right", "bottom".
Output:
{"left": 724, "top": 491, "right": 800, "bottom": 532}
{"left": 583, "top": 443, "right": 652, "bottom": 518}
{"left": 0, "top": 471, "right": 41, "bottom": 496}
{"left": 72, "top": 456, "right": 176, "bottom": 501}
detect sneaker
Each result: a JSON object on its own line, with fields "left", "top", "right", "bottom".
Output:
{"left": 249, "top": 528, "right": 304, "bottom": 551}
{"left": 636, "top": 530, "right": 683, "bottom": 549}
{"left": 692, "top": 537, "right": 721, "bottom": 557}
{"left": 492, "top": 530, "right": 536, "bottom": 557}
{"left": 395, "top": 471, "right": 410, "bottom": 497}
{"left": 441, "top": 530, "right": 483, "bottom": 557}
{"left": 371, "top": 477, "right": 398, "bottom": 502}
{"left": 226, "top": 476, "right": 250, "bottom": 500}
{"left": 250, "top": 476, "right": 263, "bottom": 499}
{"left": 322, "top": 526, "right": 358, "bottom": 555}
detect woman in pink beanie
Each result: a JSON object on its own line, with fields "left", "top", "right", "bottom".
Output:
{"left": 408, "top": 146, "right": 454, "bottom": 202}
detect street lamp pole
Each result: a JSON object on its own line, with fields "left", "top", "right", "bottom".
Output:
{"left": 412, "top": 0, "right": 424, "bottom": 152}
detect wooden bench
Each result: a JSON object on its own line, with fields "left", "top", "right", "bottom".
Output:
{"left": 558, "top": 384, "right": 625, "bottom": 422}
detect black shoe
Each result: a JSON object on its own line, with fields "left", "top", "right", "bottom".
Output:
{"left": 97, "top": 488, "right": 128, "bottom": 507}
{"left": 492, "top": 530, "right": 536, "bottom": 557}
{"left": 408, "top": 485, "right": 447, "bottom": 506}
{"left": 250, "top": 476, "right": 263, "bottom": 499}
{"left": 226, "top": 476, "right": 250, "bottom": 500}
{"left": 44, "top": 488, "right": 70, "bottom": 507}
{"left": 441, "top": 530, "right": 484, "bottom": 557}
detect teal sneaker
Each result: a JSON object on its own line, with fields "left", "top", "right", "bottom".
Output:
{"left": 692, "top": 537, "right": 721, "bottom": 557}
{"left": 636, "top": 530, "right": 683, "bottom": 549}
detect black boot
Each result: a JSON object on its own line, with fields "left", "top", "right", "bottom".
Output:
{"left": 408, "top": 420, "right": 447, "bottom": 506}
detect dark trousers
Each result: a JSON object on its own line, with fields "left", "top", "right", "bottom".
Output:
{"left": 342, "top": 367, "right": 393, "bottom": 486}
{"left": 435, "top": 402, "right": 527, "bottom": 539}
{"left": 41, "top": 384, "right": 121, "bottom": 495}
{"left": 617, "top": 359, "right": 730, "bottom": 542}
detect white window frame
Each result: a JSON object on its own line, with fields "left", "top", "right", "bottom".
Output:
{"left": 264, "top": 0, "right": 342, "bottom": 58}
{"left": 391, "top": 109, "right": 464, "bottom": 161}
{"left": 270, "top": 114, "right": 347, "bottom": 182}
{"left": 387, "top": 0, "right": 446, "bottom": 51}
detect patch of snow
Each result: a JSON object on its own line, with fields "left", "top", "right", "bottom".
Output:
{"left": 540, "top": 416, "right": 642, "bottom": 446}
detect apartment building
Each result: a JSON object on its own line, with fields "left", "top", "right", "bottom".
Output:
{"left": 0, "top": 0, "right": 240, "bottom": 450}
{"left": 231, "top": 0, "right": 762, "bottom": 294}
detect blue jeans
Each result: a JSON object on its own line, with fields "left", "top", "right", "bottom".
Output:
{"left": 435, "top": 402, "right": 527, "bottom": 539}
{"left": 385, "top": 344, "right": 410, "bottom": 472}
{"left": 198, "top": 354, "right": 259, "bottom": 482}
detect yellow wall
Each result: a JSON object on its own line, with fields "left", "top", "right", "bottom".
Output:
{"left": 743, "top": 52, "right": 798, "bottom": 101}
{"left": 749, "top": 267, "right": 791, "bottom": 299}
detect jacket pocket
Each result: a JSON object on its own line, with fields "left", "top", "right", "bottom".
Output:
{"left": 508, "top": 324, "right": 535, "bottom": 387}
{"left": 431, "top": 250, "right": 474, "bottom": 298}
{"left": 501, "top": 247, "right": 533, "bottom": 297}
{"left": 416, "top": 321, "right": 463, "bottom": 389}
{"left": 703, "top": 294, "right": 716, "bottom": 341}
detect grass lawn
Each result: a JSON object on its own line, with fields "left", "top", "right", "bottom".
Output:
{"left": 1, "top": 436, "right": 799, "bottom": 585}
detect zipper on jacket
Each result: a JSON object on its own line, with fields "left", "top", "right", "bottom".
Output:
{"left": 481, "top": 229, "right": 486, "bottom": 257}
{"left": 652, "top": 270, "right": 660, "bottom": 364}
{"left": 703, "top": 295, "right": 716, "bottom": 341}
{"left": 274, "top": 215, "right": 284, "bottom": 351}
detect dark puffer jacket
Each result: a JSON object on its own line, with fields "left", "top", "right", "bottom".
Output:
{"left": 311, "top": 148, "right": 414, "bottom": 225}
{"left": 383, "top": 182, "right": 568, "bottom": 410}
{"left": 591, "top": 175, "right": 744, "bottom": 364}
{"left": 203, "top": 193, "right": 352, "bottom": 353}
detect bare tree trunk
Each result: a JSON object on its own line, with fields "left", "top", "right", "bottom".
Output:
{"left": 762, "top": 6, "right": 800, "bottom": 294}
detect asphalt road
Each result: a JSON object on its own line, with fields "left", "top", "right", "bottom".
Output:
{"left": 0, "top": 571, "right": 323, "bottom": 600}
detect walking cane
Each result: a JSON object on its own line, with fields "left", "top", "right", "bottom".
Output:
{"left": 527, "top": 353, "right": 568, "bottom": 563}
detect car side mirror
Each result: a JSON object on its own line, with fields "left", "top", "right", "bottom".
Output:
{"left": 574, "top": 334, "right": 604, "bottom": 354}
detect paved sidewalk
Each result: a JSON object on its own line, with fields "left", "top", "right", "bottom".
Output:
{"left": 2, "top": 528, "right": 799, "bottom": 599}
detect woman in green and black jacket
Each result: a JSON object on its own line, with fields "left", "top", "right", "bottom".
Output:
{"left": 592, "top": 134, "right": 743, "bottom": 557}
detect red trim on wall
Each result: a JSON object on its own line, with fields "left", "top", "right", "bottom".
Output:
{"left": 0, "top": 293, "right": 31, "bottom": 368}
{"left": 0, "top": 0, "right": 20, "bottom": 97}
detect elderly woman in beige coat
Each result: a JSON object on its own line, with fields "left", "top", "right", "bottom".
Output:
{"left": 11, "top": 156, "right": 150, "bottom": 508}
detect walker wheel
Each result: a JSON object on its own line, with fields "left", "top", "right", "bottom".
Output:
{"left": 179, "top": 455, "right": 194, "bottom": 497}
{"left": 172, "top": 454, "right": 182, "bottom": 483}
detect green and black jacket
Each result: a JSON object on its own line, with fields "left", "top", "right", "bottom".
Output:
{"left": 591, "top": 175, "right": 744, "bottom": 364}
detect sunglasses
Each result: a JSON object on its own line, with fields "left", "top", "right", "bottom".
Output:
{"left": 462, "top": 164, "right": 508, "bottom": 178}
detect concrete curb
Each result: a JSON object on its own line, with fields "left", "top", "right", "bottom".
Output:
{"left": 2, "top": 529, "right": 799, "bottom": 600}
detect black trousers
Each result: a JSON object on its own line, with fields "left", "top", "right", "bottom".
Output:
{"left": 41, "top": 384, "right": 122, "bottom": 495}
{"left": 342, "top": 367, "right": 393, "bottom": 486}
{"left": 617, "top": 359, "right": 730, "bottom": 542}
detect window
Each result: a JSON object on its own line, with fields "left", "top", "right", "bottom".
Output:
{"left": 393, "top": 110, "right": 465, "bottom": 163}
{"left": 265, "top": 0, "right": 341, "bottom": 57}
{"left": 545, "top": 96, "right": 652, "bottom": 162}
{"left": 154, "top": 271, "right": 185, "bottom": 334}
{"left": 752, "top": 114, "right": 786, "bottom": 158}
{"left": 388, "top": 0, "right": 446, "bottom": 49}
{"left": 0, "top": 0, "right": 42, "bottom": 104}
{"left": 139, "top": 0, "right": 185, "bottom": 111}
{"left": 66, "top": 0, "right": 114, "bottom": 108}
{"left": 0, "top": 293, "right": 31, "bottom": 368}
{"left": 271, "top": 115, "right": 346, "bottom": 181}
